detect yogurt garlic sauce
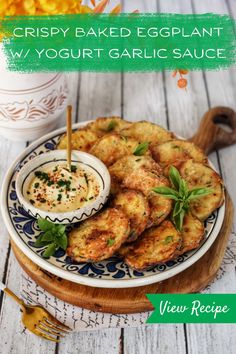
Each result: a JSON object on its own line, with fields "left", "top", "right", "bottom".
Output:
{"left": 26, "top": 163, "right": 100, "bottom": 212}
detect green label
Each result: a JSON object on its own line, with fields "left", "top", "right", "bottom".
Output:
{"left": 146, "top": 294, "right": 236, "bottom": 323}
{"left": 1, "top": 13, "right": 236, "bottom": 72}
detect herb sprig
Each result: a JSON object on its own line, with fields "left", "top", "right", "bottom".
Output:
{"left": 35, "top": 218, "right": 68, "bottom": 258}
{"left": 153, "top": 166, "right": 212, "bottom": 231}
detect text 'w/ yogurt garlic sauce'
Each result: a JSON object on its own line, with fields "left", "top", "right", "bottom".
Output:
{"left": 27, "top": 163, "right": 100, "bottom": 212}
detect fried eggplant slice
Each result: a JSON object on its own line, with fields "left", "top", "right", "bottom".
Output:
{"left": 67, "top": 208, "right": 130, "bottom": 262}
{"left": 122, "top": 168, "right": 167, "bottom": 196}
{"left": 148, "top": 194, "right": 172, "bottom": 227}
{"left": 112, "top": 190, "right": 150, "bottom": 242}
{"left": 121, "top": 121, "right": 174, "bottom": 146}
{"left": 179, "top": 160, "right": 224, "bottom": 220}
{"left": 57, "top": 128, "right": 99, "bottom": 152}
{"left": 110, "top": 176, "right": 123, "bottom": 195}
{"left": 124, "top": 220, "right": 181, "bottom": 271}
{"left": 117, "top": 242, "right": 135, "bottom": 258}
{"left": 89, "top": 133, "right": 149, "bottom": 166}
{"left": 122, "top": 168, "right": 172, "bottom": 226}
{"left": 176, "top": 214, "right": 205, "bottom": 255}
{"left": 86, "top": 116, "right": 132, "bottom": 135}
{"left": 109, "top": 155, "right": 163, "bottom": 183}
{"left": 151, "top": 139, "right": 208, "bottom": 167}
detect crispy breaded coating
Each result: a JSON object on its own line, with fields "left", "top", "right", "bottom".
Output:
{"left": 176, "top": 214, "right": 205, "bottom": 255}
{"left": 151, "top": 139, "right": 208, "bottom": 167}
{"left": 109, "top": 155, "right": 162, "bottom": 183}
{"left": 67, "top": 208, "right": 130, "bottom": 262}
{"left": 121, "top": 121, "right": 174, "bottom": 146}
{"left": 179, "top": 160, "right": 224, "bottom": 220}
{"left": 124, "top": 221, "right": 181, "bottom": 271}
{"left": 112, "top": 189, "right": 150, "bottom": 242}
{"left": 89, "top": 133, "right": 149, "bottom": 166}
{"left": 57, "top": 128, "right": 99, "bottom": 152}
{"left": 122, "top": 168, "right": 172, "bottom": 226}
{"left": 86, "top": 116, "right": 132, "bottom": 135}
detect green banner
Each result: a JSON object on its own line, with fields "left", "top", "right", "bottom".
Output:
{"left": 1, "top": 13, "right": 236, "bottom": 72}
{"left": 146, "top": 294, "right": 236, "bottom": 323}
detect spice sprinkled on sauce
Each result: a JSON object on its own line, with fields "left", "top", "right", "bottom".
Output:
{"left": 27, "top": 164, "right": 100, "bottom": 212}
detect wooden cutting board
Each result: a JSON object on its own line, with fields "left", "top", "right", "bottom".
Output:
{"left": 11, "top": 106, "right": 236, "bottom": 314}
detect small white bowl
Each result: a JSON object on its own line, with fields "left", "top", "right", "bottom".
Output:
{"left": 15, "top": 150, "right": 111, "bottom": 224}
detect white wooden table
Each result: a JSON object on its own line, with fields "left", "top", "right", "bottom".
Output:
{"left": 0, "top": 0, "right": 236, "bottom": 353}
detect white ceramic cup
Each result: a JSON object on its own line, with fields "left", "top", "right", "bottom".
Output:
{"left": 0, "top": 45, "right": 69, "bottom": 141}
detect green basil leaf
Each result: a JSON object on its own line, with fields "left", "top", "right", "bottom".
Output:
{"left": 56, "top": 233, "right": 68, "bottom": 250}
{"left": 188, "top": 188, "right": 213, "bottom": 200}
{"left": 38, "top": 218, "right": 54, "bottom": 232}
{"left": 152, "top": 186, "right": 179, "bottom": 200}
{"left": 179, "top": 179, "right": 188, "bottom": 198}
{"left": 183, "top": 200, "right": 190, "bottom": 212}
{"left": 41, "top": 231, "right": 55, "bottom": 243}
{"left": 173, "top": 209, "right": 186, "bottom": 232}
{"left": 106, "top": 120, "right": 117, "bottom": 131}
{"left": 56, "top": 224, "right": 66, "bottom": 235}
{"left": 51, "top": 225, "right": 58, "bottom": 235}
{"left": 42, "top": 243, "right": 57, "bottom": 258}
{"left": 34, "top": 234, "right": 49, "bottom": 247}
{"left": 133, "top": 142, "right": 149, "bottom": 156}
{"left": 169, "top": 166, "right": 182, "bottom": 190}
{"left": 173, "top": 201, "right": 184, "bottom": 217}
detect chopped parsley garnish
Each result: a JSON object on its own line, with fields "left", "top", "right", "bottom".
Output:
{"left": 164, "top": 236, "right": 174, "bottom": 244}
{"left": 29, "top": 199, "right": 35, "bottom": 204}
{"left": 172, "top": 145, "right": 181, "bottom": 150}
{"left": 71, "top": 165, "right": 77, "bottom": 173}
{"left": 34, "top": 182, "right": 40, "bottom": 188}
{"left": 57, "top": 179, "right": 71, "bottom": 190}
{"left": 57, "top": 194, "right": 62, "bottom": 202}
{"left": 133, "top": 142, "right": 149, "bottom": 156}
{"left": 40, "top": 198, "right": 46, "bottom": 203}
{"left": 47, "top": 181, "right": 54, "bottom": 187}
{"left": 106, "top": 120, "right": 117, "bottom": 132}
{"left": 107, "top": 238, "right": 115, "bottom": 246}
{"left": 35, "top": 171, "right": 50, "bottom": 182}
{"left": 72, "top": 188, "right": 76, "bottom": 191}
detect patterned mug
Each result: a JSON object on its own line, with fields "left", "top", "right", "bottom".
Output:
{"left": 0, "top": 46, "right": 69, "bottom": 141}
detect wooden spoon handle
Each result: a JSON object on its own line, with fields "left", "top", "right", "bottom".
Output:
{"left": 190, "top": 106, "right": 236, "bottom": 155}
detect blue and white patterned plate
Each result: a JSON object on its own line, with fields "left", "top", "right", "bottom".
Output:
{"left": 1, "top": 122, "right": 225, "bottom": 288}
